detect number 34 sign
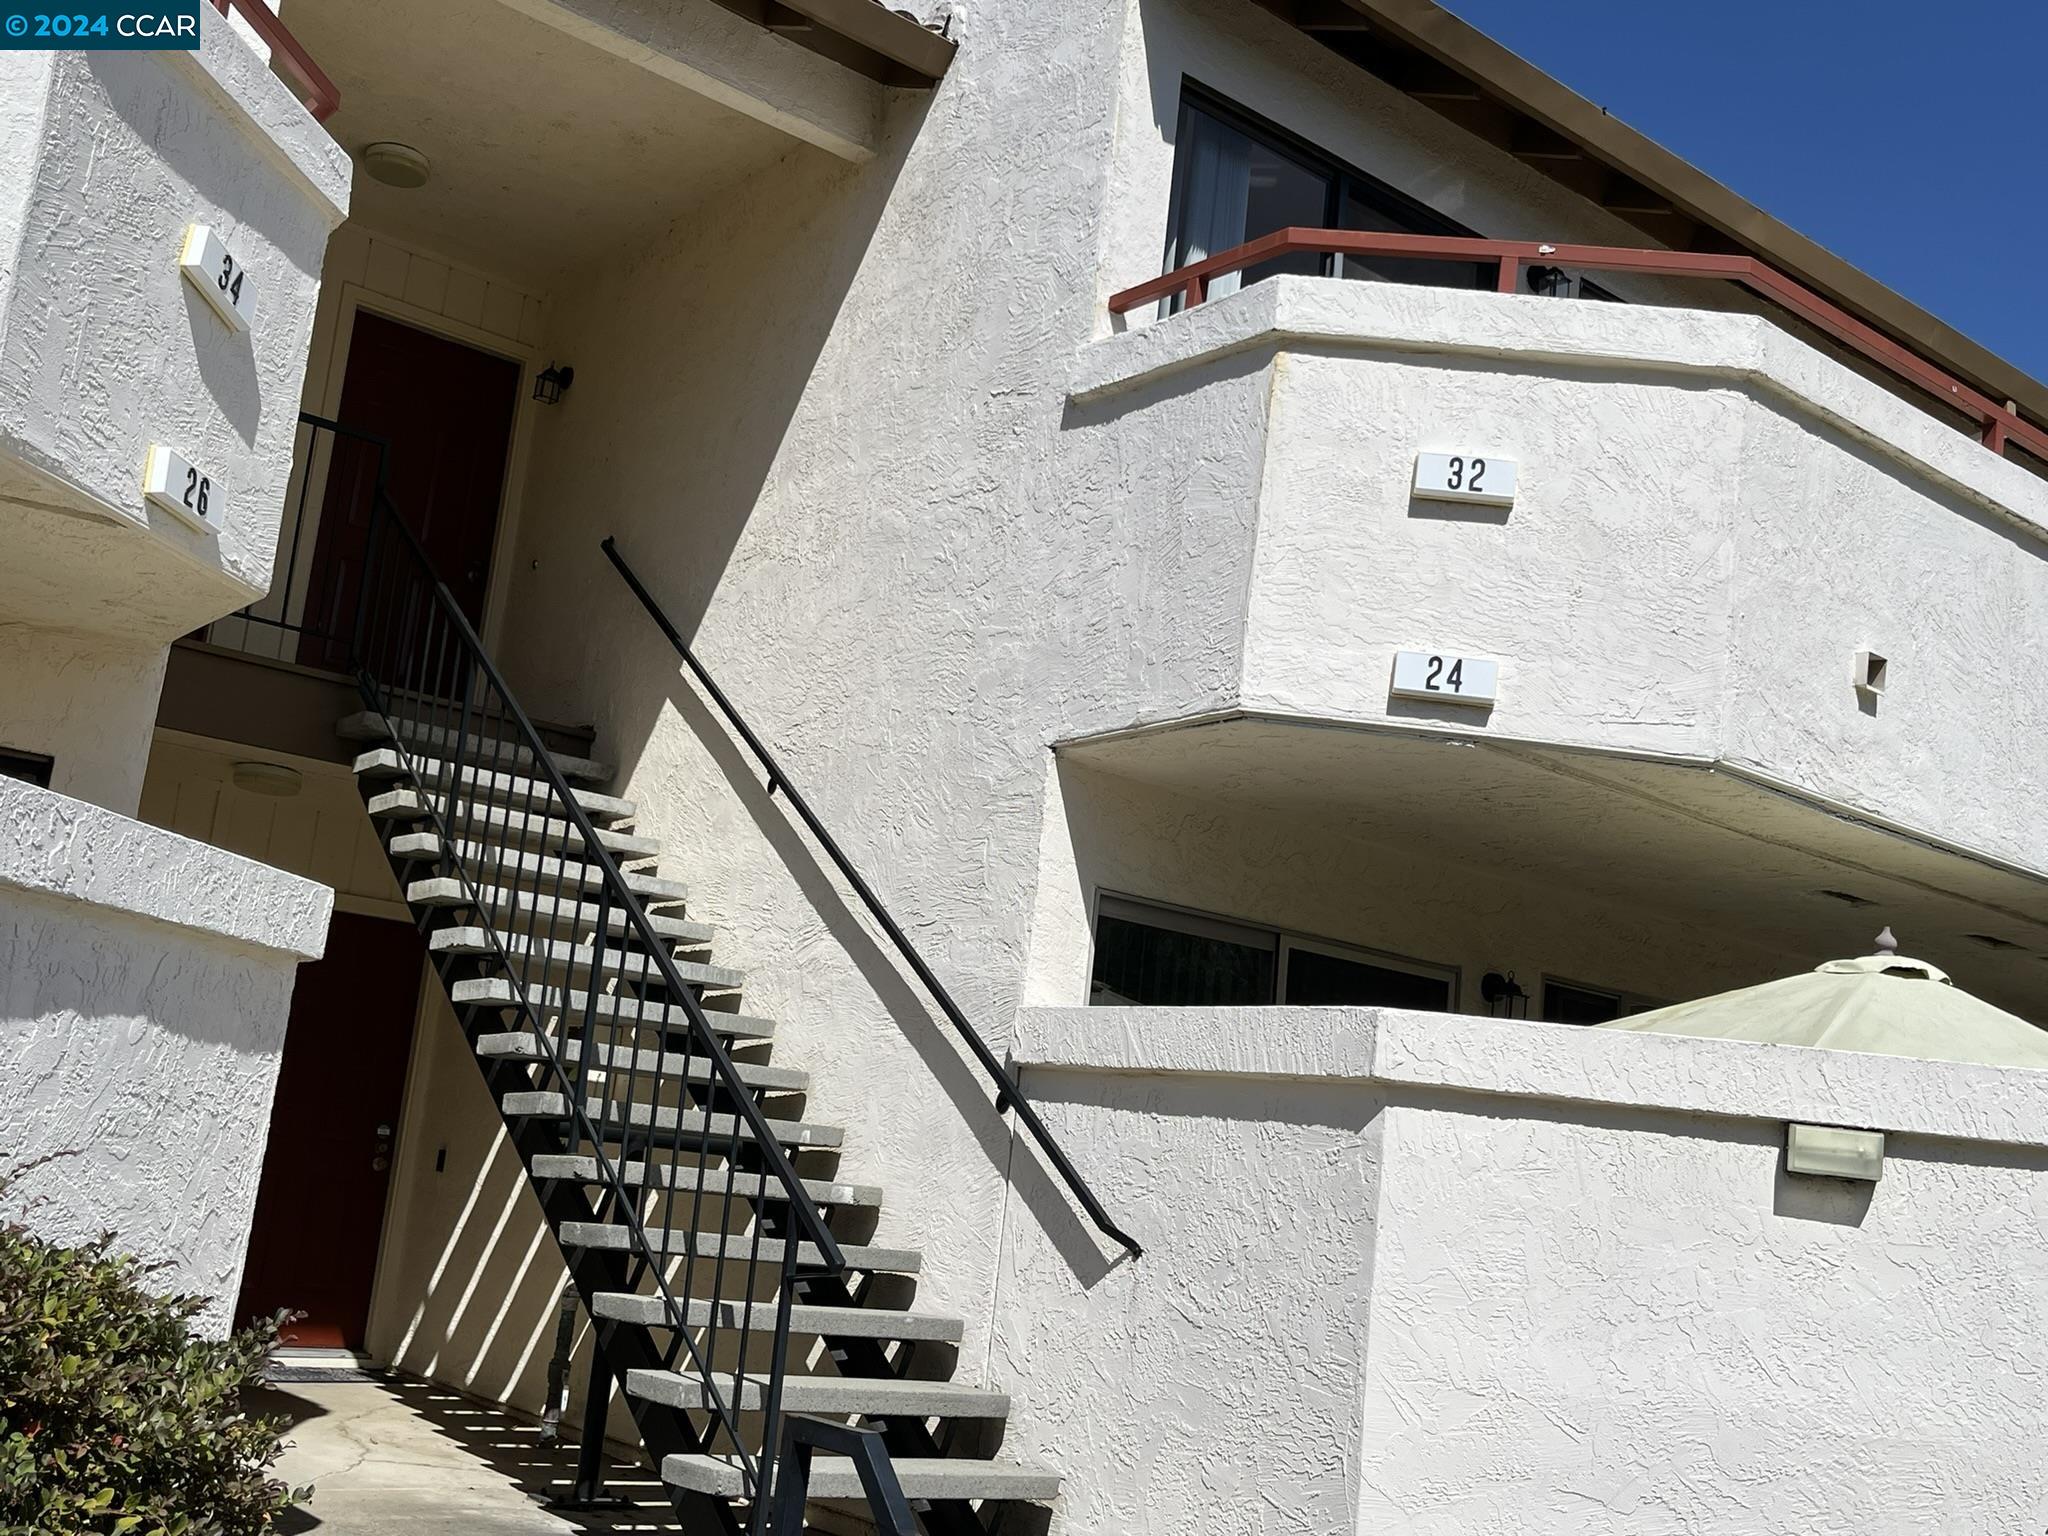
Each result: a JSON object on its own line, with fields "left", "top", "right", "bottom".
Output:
{"left": 179, "top": 224, "right": 254, "bottom": 333}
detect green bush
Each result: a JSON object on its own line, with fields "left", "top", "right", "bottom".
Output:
{"left": 0, "top": 1212, "right": 308, "bottom": 1535}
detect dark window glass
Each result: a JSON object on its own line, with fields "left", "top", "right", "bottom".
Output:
{"left": 1090, "top": 912, "right": 1277, "bottom": 1006}
{"left": 1542, "top": 981, "right": 1624, "bottom": 1026}
{"left": 1167, "top": 103, "right": 1331, "bottom": 300}
{"left": 0, "top": 749, "right": 54, "bottom": 789}
{"left": 1165, "top": 88, "right": 1481, "bottom": 307}
{"left": 1336, "top": 178, "right": 1486, "bottom": 290}
{"left": 1284, "top": 946, "right": 1451, "bottom": 1010}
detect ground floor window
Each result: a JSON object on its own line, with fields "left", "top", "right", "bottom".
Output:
{"left": 1540, "top": 976, "right": 1664, "bottom": 1025}
{"left": 1089, "top": 894, "right": 1456, "bottom": 1010}
{"left": 0, "top": 747, "right": 53, "bottom": 788}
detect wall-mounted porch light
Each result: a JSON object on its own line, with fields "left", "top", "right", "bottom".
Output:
{"left": 1480, "top": 971, "right": 1528, "bottom": 1019}
{"left": 1785, "top": 1122, "right": 1885, "bottom": 1182}
{"left": 533, "top": 363, "right": 575, "bottom": 405}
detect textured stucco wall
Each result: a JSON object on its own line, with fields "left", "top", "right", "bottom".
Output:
{"left": 0, "top": 625, "right": 170, "bottom": 813}
{"left": 376, "top": 0, "right": 2048, "bottom": 1502}
{"left": 0, "top": 779, "right": 332, "bottom": 1335}
{"left": 1001, "top": 1006, "right": 2048, "bottom": 1535}
{"left": 0, "top": 13, "right": 347, "bottom": 811}
{"left": 479, "top": 0, "right": 1668, "bottom": 1381}
{"left": 1073, "top": 273, "right": 2048, "bottom": 881}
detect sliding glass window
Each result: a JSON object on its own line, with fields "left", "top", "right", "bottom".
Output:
{"left": 1090, "top": 895, "right": 1456, "bottom": 1010}
{"left": 1162, "top": 87, "right": 1487, "bottom": 308}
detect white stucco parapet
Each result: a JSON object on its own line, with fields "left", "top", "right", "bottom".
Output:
{"left": 179, "top": 8, "right": 354, "bottom": 213}
{"left": 1075, "top": 277, "right": 2048, "bottom": 539}
{"left": 0, "top": 777, "right": 331, "bottom": 961}
{"left": 1014, "top": 1004, "right": 2048, "bottom": 1151}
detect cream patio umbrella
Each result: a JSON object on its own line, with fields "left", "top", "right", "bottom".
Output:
{"left": 1601, "top": 929, "right": 2048, "bottom": 1070}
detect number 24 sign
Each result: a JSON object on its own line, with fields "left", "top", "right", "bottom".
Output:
{"left": 1390, "top": 650, "right": 1500, "bottom": 707}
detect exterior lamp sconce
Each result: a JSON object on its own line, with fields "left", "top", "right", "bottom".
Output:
{"left": 1785, "top": 1123, "right": 1885, "bottom": 1183}
{"left": 533, "top": 363, "right": 575, "bottom": 405}
{"left": 1480, "top": 971, "right": 1527, "bottom": 1019}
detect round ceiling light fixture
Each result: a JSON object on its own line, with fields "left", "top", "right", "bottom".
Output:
{"left": 231, "top": 761, "right": 303, "bottom": 798}
{"left": 360, "top": 141, "right": 431, "bottom": 189}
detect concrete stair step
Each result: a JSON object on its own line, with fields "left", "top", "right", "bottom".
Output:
{"left": 625, "top": 1370, "right": 996, "bottom": 1417}
{"left": 503, "top": 1092, "right": 841, "bottom": 1150}
{"left": 591, "top": 1291, "right": 958, "bottom": 1343}
{"left": 429, "top": 927, "right": 743, "bottom": 991}
{"left": 410, "top": 878, "right": 711, "bottom": 946}
{"left": 354, "top": 748, "right": 635, "bottom": 822}
{"left": 451, "top": 979, "right": 773, "bottom": 1040}
{"left": 387, "top": 833, "right": 687, "bottom": 904}
{"left": 369, "top": 789, "right": 659, "bottom": 858}
{"left": 478, "top": 1033, "right": 807, "bottom": 1094}
{"left": 566, "top": 1228, "right": 921, "bottom": 1274}
{"left": 661, "top": 1452, "right": 1057, "bottom": 1503}
{"left": 338, "top": 710, "right": 611, "bottom": 784}
{"left": 532, "top": 1154, "right": 879, "bottom": 1208}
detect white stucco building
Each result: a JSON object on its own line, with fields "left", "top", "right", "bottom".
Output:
{"left": 5, "top": 0, "right": 2048, "bottom": 1530}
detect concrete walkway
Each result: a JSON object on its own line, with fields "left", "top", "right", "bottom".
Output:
{"left": 253, "top": 1372, "right": 679, "bottom": 1536}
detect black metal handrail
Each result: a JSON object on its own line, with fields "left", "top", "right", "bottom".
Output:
{"left": 351, "top": 492, "right": 845, "bottom": 1522}
{"left": 603, "top": 535, "right": 1145, "bottom": 1261}
{"left": 203, "top": 412, "right": 389, "bottom": 668}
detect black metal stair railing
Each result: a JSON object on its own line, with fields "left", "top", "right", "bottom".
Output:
{"left": 603, "top": 535, "right": 1144, "bottom": 1261}
{"left": 348, "top": 490, "right": 845, "bottom": 1530}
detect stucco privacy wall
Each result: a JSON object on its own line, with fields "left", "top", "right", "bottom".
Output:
{"left": 486, "top": 0, "right": 1738, "bottom": 1374}
{"left": 0, "top": 14, "right": 347, "bottom": 808}
{"left": 0, "top": 625, "right": 170, "bottom": 813}
{"left": 0, "top": 780, "right": 331, "bottom": 1336}
{"left": 996, "top": 1006, "right": 2048, "bottom": 1534}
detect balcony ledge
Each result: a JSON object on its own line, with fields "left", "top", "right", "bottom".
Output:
{"left": 1015, "top": 1003, "right": 2048, "bottom": 1155}
{"left": 1075, "top": 277, "right": 2048, "bottom": 544}
{"left": 0, "top": 778, "right": 331, "bottom": 961}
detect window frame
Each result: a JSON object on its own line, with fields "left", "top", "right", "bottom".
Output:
{"left": 1088, "top": 889, "right": 1460, "bottom": 1011}
{"left": 0, "top": 748, "right": 54, "bottom": 789}
{"left": 1539, "top": 973, "right": 1666, "bottom": 1026}
{"left": 1161, "top": 80, "right": 1482, "bottom": 287}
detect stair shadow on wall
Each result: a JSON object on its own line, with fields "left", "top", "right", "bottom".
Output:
{"left": 661, "top": 675, "right": 1129, "bottom": 1294}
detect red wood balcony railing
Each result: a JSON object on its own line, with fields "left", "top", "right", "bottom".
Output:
{"left": 207, "top": 0, "right": 340, "bottom": 122}
{"left": 1109, "top": 228, "right": 2048, "bottom": 470}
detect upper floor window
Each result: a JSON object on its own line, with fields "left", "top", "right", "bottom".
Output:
{"left": 1162, "top": 86, "right": 1487, "bottom": 307}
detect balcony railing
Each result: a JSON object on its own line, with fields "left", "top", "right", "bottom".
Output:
{"left": 1110, "top": 228, "right": 2048, "bottom": 471}
{"left": 207, "top": 0, "right": 339, "bottom": 122}
{"left": 200, "top": 413, "right": 386, "bottom": 670}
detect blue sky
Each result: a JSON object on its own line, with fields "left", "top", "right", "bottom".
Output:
{"left": 1437, "top": 1, "right": 2046, "bottom": 382}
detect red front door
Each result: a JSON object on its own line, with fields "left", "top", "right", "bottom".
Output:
{"left": 235, "top": 912, "right": 425, "bottom": 1349}
{"left": 298, "top": 310, "right": 522, "bottom": 670}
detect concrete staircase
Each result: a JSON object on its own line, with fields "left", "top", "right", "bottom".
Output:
{"left": 340, "top": 708, "right": 1058, "bottom": 1533}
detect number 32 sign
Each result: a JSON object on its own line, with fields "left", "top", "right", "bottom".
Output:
{"left": 1391, "top": 650, "right": 1500, "bottom": 707}
{"left": 1413, "top": 450, "right": 1518, "bottom": 508}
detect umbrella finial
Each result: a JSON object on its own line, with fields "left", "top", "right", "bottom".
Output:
{"left": 1874, "top": 926, "right": 1899, "bottom": 956}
